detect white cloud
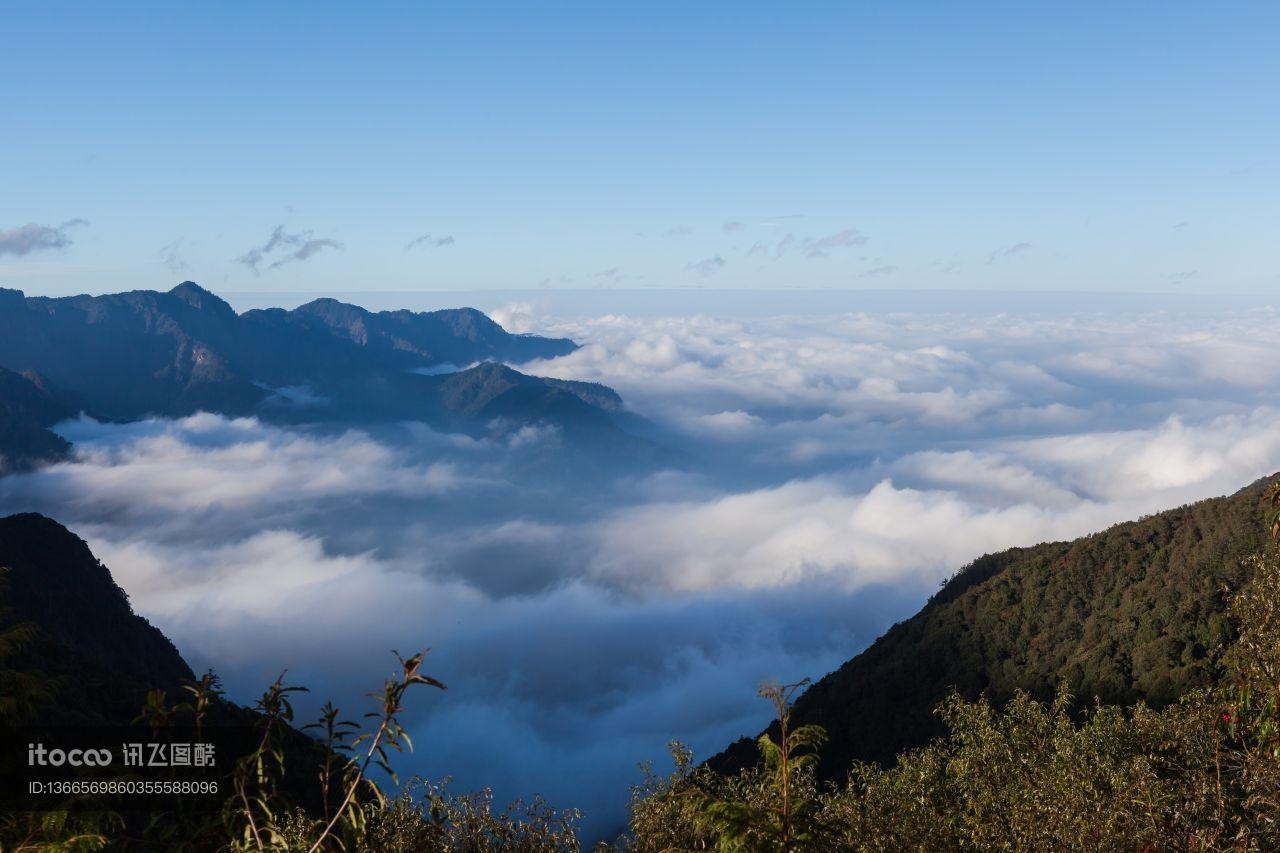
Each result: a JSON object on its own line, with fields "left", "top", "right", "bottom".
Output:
{"left": 518, "top": 310, "right": 1280, "bottom": 448}
{"left": 694, "top": 410, "right": 766, "bottom": 435}
{"left": 587, "top": 409, "right": 1280, "bottom": 596}
{"left": 0, "top": 219, "right": 88, "bottom": 256}
{"left": 488, "top": 301, "right": 540, "bottom": 334}
{"left": 5, "top": 303, "right": 1280, "bottom": 838}
{"left": 21, "top": 414, "right": 462, "bottom": 519}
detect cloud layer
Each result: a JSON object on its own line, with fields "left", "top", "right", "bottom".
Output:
{"left": 4, "top": 304, "right": 1280, "bottom": 839}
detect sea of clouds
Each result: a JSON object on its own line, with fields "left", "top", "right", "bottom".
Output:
{"left": 4, "top": 300, "right": 1280, "bottom": 838}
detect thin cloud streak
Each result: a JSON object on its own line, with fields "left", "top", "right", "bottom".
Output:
{"left": 236, "top": 225, "right": 343, "bottom": 274}
{"left": 686, "top": 255, "right": 726, "bottom": 277}
{"left": 406, "top": 233, "right": 456, "bottom": 250}
{"left": 987, "top": 242, "right": 1033, "bottom": 263}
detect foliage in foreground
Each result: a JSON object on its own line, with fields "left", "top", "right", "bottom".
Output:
{"left": 622, "top": 549, "right": 1280, "bottom": 851}
{"left": 8, "top": 550, "right": 1280, "bottom": 851}
{"left": 0, "top": 650, "right": 583, "bottom": 852}
{"left": 9, "top": 552, "right": 1280, "bottom": 850}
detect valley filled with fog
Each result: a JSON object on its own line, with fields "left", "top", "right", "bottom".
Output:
{"left": 4, "top": 294, "right": 1280, "bottom": 836}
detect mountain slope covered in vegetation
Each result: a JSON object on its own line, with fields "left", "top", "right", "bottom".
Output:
{"left": 0, "top": 512, "right": 584, "bottom": 849}
{"left": 0, "top": 512, "right": 194, "bottom": 723}
{"left": 712, "top": 475, "right": 1277, "bottom": 781}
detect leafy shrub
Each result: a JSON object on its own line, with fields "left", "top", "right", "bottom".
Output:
{"left": 621, "top": 545, "right": 1280, "bottom": 851}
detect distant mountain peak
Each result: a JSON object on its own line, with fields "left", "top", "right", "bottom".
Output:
{"left": 295, "top": 296, "right": 368, "bottom": 316}
{"left": 464, "top": 360, "right": 522, "bottom": 380}
{"left": 168, "top": 281, "right": 236, "bottom": 317}
{"left": 0, "top": 287, "right": 27, "bottom": 310}
{"left": 0, "top": 284, "right": 628, "bottom": 455}
{"left": 0, "top": 366, "right": 72, "bottom": 473}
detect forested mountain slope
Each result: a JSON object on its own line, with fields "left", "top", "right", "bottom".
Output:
{"left": 712, "top": 475, "right": 1277, "bottom": 780}
{"left": 0, "top": 512, "right": 193, "bottom": 723}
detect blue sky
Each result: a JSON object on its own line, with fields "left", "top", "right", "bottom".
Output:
{"left": 2, "top": 1, "right": 1277, "bottom": 295}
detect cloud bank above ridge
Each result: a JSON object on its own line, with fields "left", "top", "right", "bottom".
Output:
{"left": 4, "top": 304, "right": 1280, "bottom": 837}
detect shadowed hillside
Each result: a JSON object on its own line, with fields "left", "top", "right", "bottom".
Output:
{"left": 0, "top": 512, "right": 193, "bottom": 723}
{"left": 0, "top": 283, "right": 648, "bottom": 460}
{"left": 0, "top": 369, "right": 72, "bottom": 474}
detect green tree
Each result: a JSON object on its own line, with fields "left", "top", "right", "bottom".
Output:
{"left": 689, "top": 680, "right": 827, "bottom": 852}
{"left": 0, "top": 566, "right": 56, "bottom": 723}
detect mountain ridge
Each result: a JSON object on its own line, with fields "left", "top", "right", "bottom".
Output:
{"left": 710, "top": 474, "right": 1278, "bottom": 780}
{"left": 0, "top": 368, "right": 73, "bottom": 474}
{"left": 0, "top": 283, "right": 638, "bottom": 468}
{"left": 0, "top": 512, "right": 193, "bottom": 723}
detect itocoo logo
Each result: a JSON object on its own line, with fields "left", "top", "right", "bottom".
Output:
{"left": 28, "top": 743, "right": 113, "bottom": 767}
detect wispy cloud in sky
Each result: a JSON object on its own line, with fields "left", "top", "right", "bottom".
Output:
{"left": 406, "top": 233, "right": 456, "bottom": 250}
{"left": 592, "top": 266, "right": 625, "bottom": 283}
{"left": 987, "top": 242, "right": 1034, "bottom": 264}
{"left": 803, "top": 228, "right": 868, "bottom": 258}
{"left": 236, "top": 225, "right": 343, "bottom": 274}
{"left": 858, "top": 265, "right": 896, "bottom": 278}
{"left": 760, "top": 227, "right": 868, "bottom": 260}
{"left": 686, "top": 255, "right": 726, "bottom": 277}
{"left": 160, "top": 240, "right": 186, "bottom": 274}
{"left": 0, "top": 219, "right": 88, "bottom": 256}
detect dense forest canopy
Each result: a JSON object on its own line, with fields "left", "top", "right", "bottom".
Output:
{"left": 713, "top": 475, "right": 1276, "bottom": 780}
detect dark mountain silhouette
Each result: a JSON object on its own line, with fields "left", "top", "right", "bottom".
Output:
{"left": 0, "top": 513, "right": 327, "bottom": 815}
{"left": 0, "top": 283, "right": 640, "bottom": 455}
{"left": 434, "top": 362, "right": 618, "bottom": 425}
{"left": 0, "top": 513, "right": 193, "bottom": 723}
{"left": 257, "top": 296, "right": 571, "bottom": 368}
{"left": 0, "top": 284, "right": 264, "bottom": 419}
{"left": 711, "top": 475, "right": 1277, "bottom": 781}
{"left": 0, "top": 368, "right": 73, "bottom": 474}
